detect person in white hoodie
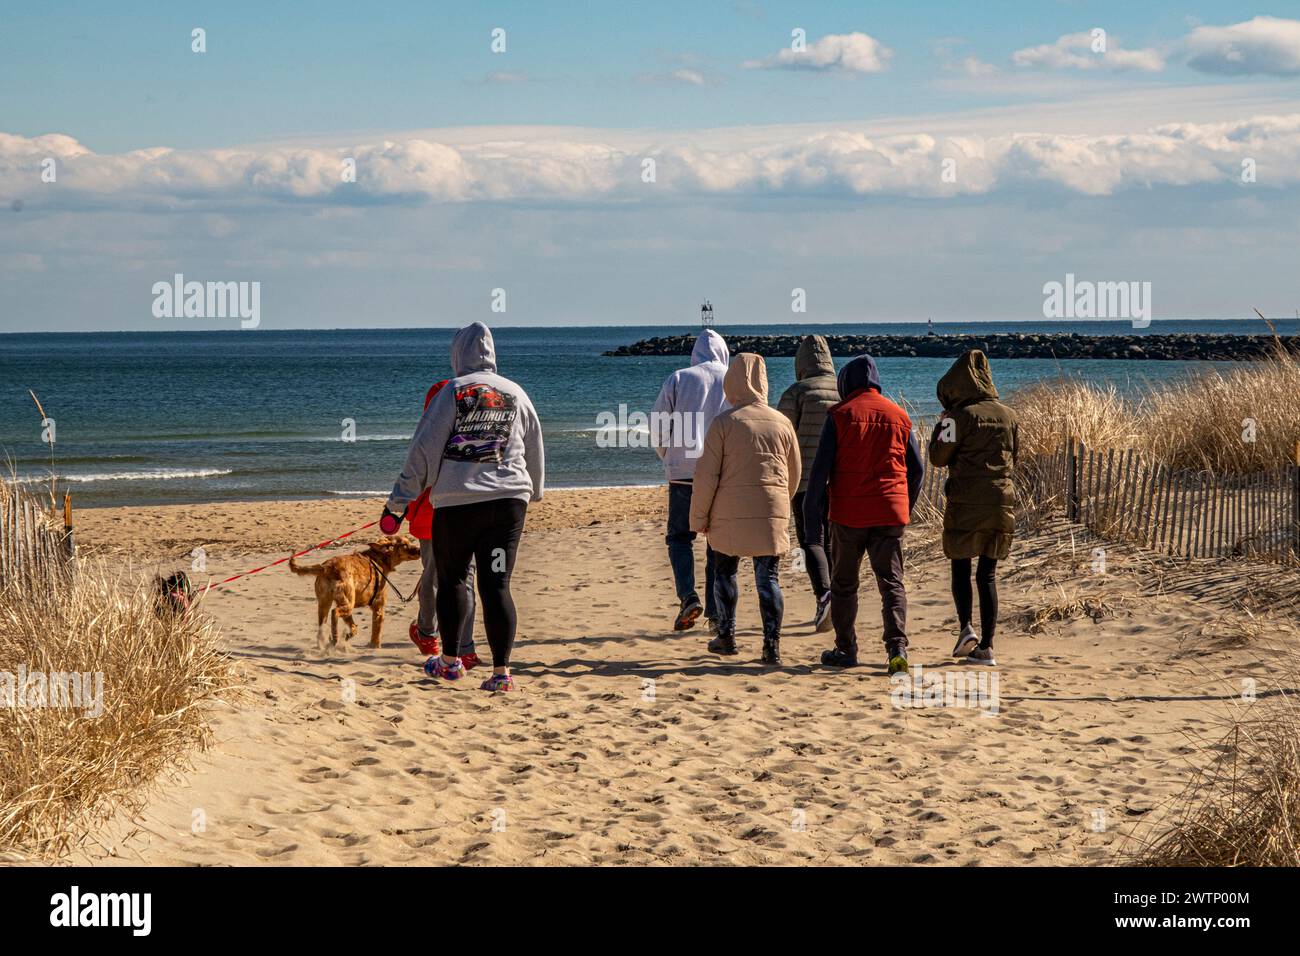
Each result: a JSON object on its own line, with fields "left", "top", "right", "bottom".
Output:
{"left": 381, "top": 322, "right": 544, "bottom": 692}
{"left": 650, "top": 329, "right": 729, "bottom": 632}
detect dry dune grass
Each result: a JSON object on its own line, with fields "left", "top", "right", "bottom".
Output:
{"left": 1014, "top": 346, "right": 1300, "bottom": 472}
{"left": 0, "top": 558, "right": 235, "bottom": 859}
{"left": 1013, "top": 379, "right": 1138, "bottom": 460}
{"left": 1181, "top": 610, "right": 1280, "bottom": 651}
{"left": 1141, "top": 349, "right": 1300, "bottom": 472}
{"left": 1006, "top": 587, "right": 1120, "bottom": 634}
{"left": 1131, "top": 685, "right": 1300, "bottom": 866}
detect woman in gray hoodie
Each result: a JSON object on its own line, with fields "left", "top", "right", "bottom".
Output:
{"left": 382, "top": 322, "right": 545, "bottom": 692}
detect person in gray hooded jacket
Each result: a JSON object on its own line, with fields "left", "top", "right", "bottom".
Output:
{"left": 650, "top": 329, "right": 730, "bottom": 632}
{"left": 777, "top": 334, "right": 838, "bottom": 631}
{"left": 382, "top": 321, "right": 544, "bottom": 692}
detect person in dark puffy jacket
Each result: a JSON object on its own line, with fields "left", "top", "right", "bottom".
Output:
{"left": 777, "top": 335, "right": 839, "bottom": 632}
{"left": 928, "top": 349, "right": 1018, "bottom": 668}
{"left": 803, "top": 355, "right": 924, "bottom": 674}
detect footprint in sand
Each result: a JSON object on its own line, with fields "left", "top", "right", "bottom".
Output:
{"left": 300, "top": 767, "right": 343, "bottom": 782}
{"left": 255, "top": 843, "right": 300, "bottom": 859}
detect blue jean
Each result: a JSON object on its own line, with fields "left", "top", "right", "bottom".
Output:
{"left": 713, "top": 552, "right": 783, "bottom": 640}
{"left": 666, "top": 481, "right": 716, "bottom": 619}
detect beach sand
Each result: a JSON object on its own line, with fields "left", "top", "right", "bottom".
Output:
{"left": 66, "top": 488, "right": 1293, "bottom": 866}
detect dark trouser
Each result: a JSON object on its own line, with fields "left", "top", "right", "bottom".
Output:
{"left": 829, "top": 522, "right": 907, "bottom": 657}
{"left": 791, "top": 490, "right": 831, "bottom": 598}
{"left": 417, "top": 538, "right": 476, "bottom": 655}
{"left": 951, "top": 556, "right": 998, "bottom": 649}
{"left": 712, "top": 553, "right": 783, "bottom": 640}
{"left": 431, "top": 498, "right": 527, "bottom": 667}
{"left": 666, "top": 480, "right": 717, "bottom": 619}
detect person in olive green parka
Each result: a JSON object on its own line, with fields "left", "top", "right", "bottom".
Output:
{"left": 928, "top": 349, "right": 1018, "bottom": 667}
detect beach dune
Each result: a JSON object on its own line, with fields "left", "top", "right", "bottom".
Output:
{"left": 67, "top": 487, "right": 1283, "bottom": 865}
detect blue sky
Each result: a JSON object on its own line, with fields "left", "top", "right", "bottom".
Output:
{"left": 1, "top": 0, "right": 1282, "bottom": 149}
{"left": 3, "top": 2, "right": 1300, "bottom": 329}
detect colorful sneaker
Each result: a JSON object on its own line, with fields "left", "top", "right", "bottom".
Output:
{"left": 887, "top": 646, "right": 910, "bottom": 676}
{"left": 409, "top": 621, "right": 440, "bottom": 657}
{"left": 480, "top": 673, "right": 514, "bottom": 692}
{"left": 423, "top": 655, "right": 466, "bottom": 681}
{"left": 459, "top": 652, "right": 482, "bottom": 671}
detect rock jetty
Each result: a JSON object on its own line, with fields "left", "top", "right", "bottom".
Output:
{"left": 605, "top": 332, "right": 1297, "bottom": 361}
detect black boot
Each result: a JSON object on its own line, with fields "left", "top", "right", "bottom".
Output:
{"left": 820, "top": 646, "right": 858, "bottom": 668}
{"left": 761, "top": 635, "right": 781, "bottom": 665}
{"left": 708, "top": 631, "right": 738, "bottom": 655}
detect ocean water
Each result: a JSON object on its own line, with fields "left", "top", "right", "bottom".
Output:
{"left": 1, "top": 320, "right": 1293, "bottom": 508}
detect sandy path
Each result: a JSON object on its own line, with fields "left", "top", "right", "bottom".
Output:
{"left": 69, "top": 499, "right": 1276, "bottom": 866}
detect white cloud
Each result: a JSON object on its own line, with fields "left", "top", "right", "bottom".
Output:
{"left": 636, "top": 68, "right": 710, "bottom": 87}
{"left": 933, "top": 37, "right": 1000, "bottom": 78}
{"left": 473, "top": 70, "right": 530, "bottom": 86}
{"left": 744, "top": 32, "right": 892, "bottom": 74}
{"left": 1012, "top": 31, "right": 1166, "bottom": 73}
{"left": 953, "top": 56, "right": 1000, "bottom": 78}
{"left": 1185, "top": 16, "right": 1300, "bottom": 76}
{"left": 4, "top": 114, "right": 1300, "bottom": 209}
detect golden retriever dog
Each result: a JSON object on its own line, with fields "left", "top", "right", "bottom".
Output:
{"left": 289, "top": 535, "right": 420, "bottom": 651}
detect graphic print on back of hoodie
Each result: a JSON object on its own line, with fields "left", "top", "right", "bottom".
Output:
{"left": 444, "top": 383, "right": 518, "bottom": 463}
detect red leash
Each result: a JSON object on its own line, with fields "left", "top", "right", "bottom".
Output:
{"left": 200, "top": 519, "right": 382, "bottom": 595}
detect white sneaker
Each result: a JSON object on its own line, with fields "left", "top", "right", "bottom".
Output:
{"left": 812, "top": 593, "right": 833, "bottom": 632}
{"left": 952, "top": 624, "right": 979, "bottom": 658}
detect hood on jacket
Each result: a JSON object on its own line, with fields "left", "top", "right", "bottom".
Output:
{"left": 795, "top": 334, "right": 834, "bottom": 381}
{"left": 937, "top": 349, "right": 998, "bottom": 409}
{"left": 691, "top": 329, "right": 730, "bottom": 367}
{"left": 451, "top": 322, "right": 497, "bottom": 376}
{"left": 723, "top": 352, "right": 767, "bottom": 407}
{"left": 836, "top": 354, "right": 881, "bottom": 400}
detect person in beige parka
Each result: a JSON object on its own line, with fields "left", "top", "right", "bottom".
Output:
{"left": 690, "top": 353, "right": 801, "bottom": 665}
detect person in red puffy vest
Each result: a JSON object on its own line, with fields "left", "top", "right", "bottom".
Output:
{"left": 408, "top": 380, "right": 480, "bottom": 669}
{"left": 802, "top": 354, "right": 924, "bottom": 674}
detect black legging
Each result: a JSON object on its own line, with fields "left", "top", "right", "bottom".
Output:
{"left": 951, "top": 556, "right": 998, "bottom": 649}
{"left": 431, "top": 498, "right": 527, "bottom": 667}
{"left": 791, "top": 491, "right": 831, "bottom": 597}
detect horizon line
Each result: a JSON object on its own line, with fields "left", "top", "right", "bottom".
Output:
{"left": 2, "top": 316, "right": 1291, "bottom": 337}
